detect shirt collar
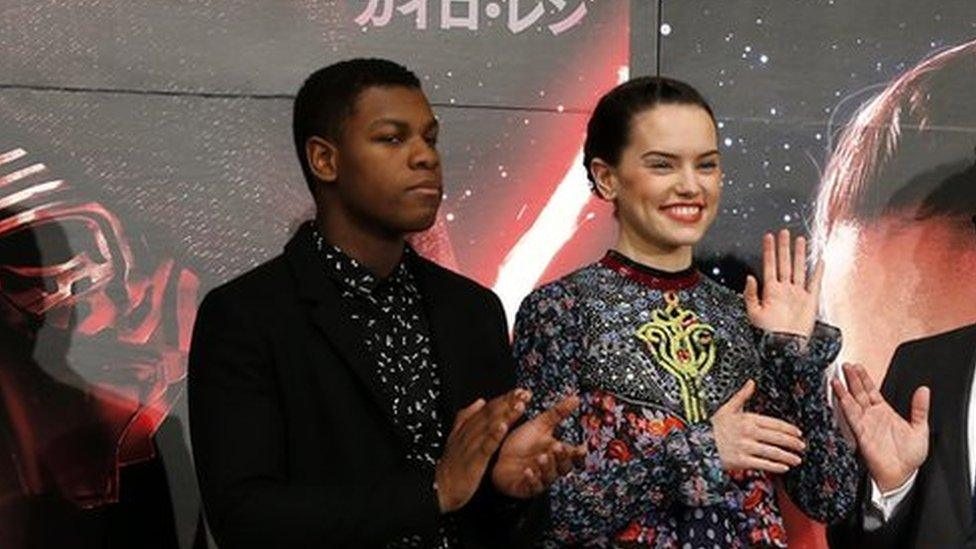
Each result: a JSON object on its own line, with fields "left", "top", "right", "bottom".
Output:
{"left": 310, "top": 223, "right": 414, "bottom": 295}
{"left": 600, "top": 249, "right": 700, "bottom": 291}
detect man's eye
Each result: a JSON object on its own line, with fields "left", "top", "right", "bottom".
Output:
{"left": 377, "top": 135, "right": 402, "bottom": 144}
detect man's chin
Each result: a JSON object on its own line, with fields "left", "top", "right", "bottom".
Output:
{"left": 401, "top": 210, "right": 440, "bottom": 234}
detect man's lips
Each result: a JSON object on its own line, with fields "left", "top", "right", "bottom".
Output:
{"left": 406, "top": 184, "right": 442, "bottom": 198}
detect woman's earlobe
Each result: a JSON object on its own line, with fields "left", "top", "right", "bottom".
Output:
{"left": 596, "top": 178, "right": 617, "bottom": 201}
{"left": 590, "top": 159, "right": 617, "bottom": 200}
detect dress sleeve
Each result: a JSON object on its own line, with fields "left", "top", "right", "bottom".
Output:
{"left": 752, "top": 321, "right": 859, "bottom": 523}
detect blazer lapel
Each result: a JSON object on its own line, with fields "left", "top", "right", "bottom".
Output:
{"left": 933, "top": 325, "right": 976, "bottom": 529}
{"left": 958, "top": 329, "right": 976, "bottom": 527}
{"left": 284, "top": 224, "right": 412, "bottom": 448}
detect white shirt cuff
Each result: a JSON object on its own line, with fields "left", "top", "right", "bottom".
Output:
{"left": 867, "top": 470, "right": 918, "bottom": 522}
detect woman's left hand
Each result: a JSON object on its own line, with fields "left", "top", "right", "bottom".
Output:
{"left": 744, "top": 229, "right": 823, "bottom": 338}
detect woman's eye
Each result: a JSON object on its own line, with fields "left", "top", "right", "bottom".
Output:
{"left": 649, "top": 162, "right": 671, "bottom": 170}
{"left": 377, "top": 135, "right": 402, "bottom": 144}
{"left": 699, "top": 162, "right": 717, "bottom": 170}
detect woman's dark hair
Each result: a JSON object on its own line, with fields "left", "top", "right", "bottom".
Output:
{"left": 582, "top": 76, "right": 717, "bottom": 192}
{"left": 293, "top": 58, "right": 421, "bottom": 193}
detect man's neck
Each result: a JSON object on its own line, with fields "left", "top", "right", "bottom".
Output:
{"left": 315, "top": 212, "right": 405, "bottom": 279}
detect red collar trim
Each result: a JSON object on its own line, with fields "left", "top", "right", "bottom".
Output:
{"left": 599, "top": 253, "right": 701, "bottom": 291}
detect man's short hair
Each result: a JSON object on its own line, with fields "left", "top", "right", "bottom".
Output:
{"left": 292, "top": 58, "right": 421, "bottom": 193}
{"left": 812, "top": 40, "right": 976, "bottom": 260}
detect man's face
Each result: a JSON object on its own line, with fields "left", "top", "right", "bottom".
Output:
{"left": 330, "top": 86, "right": 442, "bottom": 235}
{"left": 820, "top": 213, "right": 976, "bottom": 382}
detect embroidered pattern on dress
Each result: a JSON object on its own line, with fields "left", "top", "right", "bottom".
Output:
{"left": 635, "top": 291, "right": 717, "bottom": 423}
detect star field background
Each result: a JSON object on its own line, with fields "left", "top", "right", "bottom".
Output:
{"left": 659, "top": 0, "right": 976, "bottom": 287}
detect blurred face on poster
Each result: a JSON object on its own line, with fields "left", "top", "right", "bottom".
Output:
{"left": 814, "top": 39, "right": 976, "bottom": 382}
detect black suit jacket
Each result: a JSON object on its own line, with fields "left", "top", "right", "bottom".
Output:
{"left": 829, "top": 323, "right": 976, "bottom": 548}
{"left": 188, "top": 224, "right": 538, "bottom": 548}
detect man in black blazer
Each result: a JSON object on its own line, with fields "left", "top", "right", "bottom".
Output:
{"left": 828, "top": 324, "right": 976, "bottom": 547}
{"left": 188, "top": 59, "right": 581, "bottom": 548}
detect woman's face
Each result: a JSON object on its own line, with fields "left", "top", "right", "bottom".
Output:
{"left": 601, "top": 104, "right": 722, "bottom": 254}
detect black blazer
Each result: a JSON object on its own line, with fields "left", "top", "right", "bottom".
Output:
{"left": 828, "top": 323, "right": 976, "bottom": 548}
{"left": 188, "top": 224, "right": 537, "bottom": 548}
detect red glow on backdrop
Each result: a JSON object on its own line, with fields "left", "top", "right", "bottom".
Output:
{"left": 0, "top": 148, "right": 199, "bottom": 507}
{"left": 410, "top": 7, "right": 628, "bottom": 325}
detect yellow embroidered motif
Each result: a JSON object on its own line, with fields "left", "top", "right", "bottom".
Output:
{"left": 635, "top": 291, "right": 716, "bottom": 423}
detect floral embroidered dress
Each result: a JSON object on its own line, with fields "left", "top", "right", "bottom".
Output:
{"left": 512, "top": 251, "right": 858, "bottom": 548}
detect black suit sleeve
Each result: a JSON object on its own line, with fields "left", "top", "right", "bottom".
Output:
{"left": 827, "top": 471, "right": 920, "bottom": 548}
{"left": 188, "top": 289, "right": 440, "bottom": 548}
{"left": 455, "top": 290, "right": 548, "bottom": 548}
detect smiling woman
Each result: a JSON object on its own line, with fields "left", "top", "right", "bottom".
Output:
{"left": 589, "top": 102, "right": 721, "bottom": 271}
{"left": 512, "top": 76, "right": 859, "bottom": 547}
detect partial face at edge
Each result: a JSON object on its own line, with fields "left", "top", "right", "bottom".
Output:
{"left": 820, "top": 213, "right": 976, "bottom": 383}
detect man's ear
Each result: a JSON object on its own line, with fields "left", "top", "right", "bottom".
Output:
{"left": 307, "top": 136, "right": 339, "bottom": 183}
{"left": 589, "top": 158, "right": 617, "bottom": 201}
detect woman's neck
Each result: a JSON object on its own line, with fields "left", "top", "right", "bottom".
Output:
{"left": 614, "top": 229, "right": 693, "bottom": 273}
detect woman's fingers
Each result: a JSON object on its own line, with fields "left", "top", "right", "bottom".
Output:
{"left": 743, "top": 457, "right": 790, "bottom": 474}
{"left": 536, "top": 453, "right": 558, "bottom": 485}
{"left": 851, "top": 363, "right": 884, "bottom": 406}
{"left": 762, "top": 233, "right": 777, "bottom": 286}
{"left": 793, "top": 236, "right": 807, "bottom": 287}
{"left": 754, "top": 427, "right": 806, "bottom": 453}
{"left": 843, "top": 363, "right": 874, "bottom": 409}
{"left": 752, "top": 414, "right": 802, "bottom": 438}
{"left": 749, "top": 441, "right": 803, "bottom": 467}
{"left": 552, "top": 443, "right": 574, "bottom": 476}
{"left": 744, "top": 275, "right": 761, "bottom": 316}
{"left": 777, "top": 229, "right": 792, "bottom": 283}
{"left": 831, "top": 377, "right": 865, "bottom": 425}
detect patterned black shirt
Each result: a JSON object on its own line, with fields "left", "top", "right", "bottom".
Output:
{"left": 311, "top": 226, "right": 453, "bottom": 548}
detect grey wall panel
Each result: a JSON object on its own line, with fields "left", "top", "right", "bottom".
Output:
{"left": 0, "top": 0, "right": 628, "bottom": 111}
{"left": 0, "top": 89, "right": 308, "bottom": 282}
